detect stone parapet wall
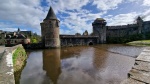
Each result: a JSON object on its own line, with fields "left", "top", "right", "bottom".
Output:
{"left": 0, "top": 44, "right": 26, "bottom": 84}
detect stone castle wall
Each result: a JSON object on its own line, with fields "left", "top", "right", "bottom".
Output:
{"left": 60, "top": 35, "right": 98, "bottom": 47}
{"left": 143, "top": 21, "right": 150, "bottom": 33}
{"left": 106, "top": 21, "right": 150, "bottom": 38}
{"left": 106, "top": 24, "right": 139, "bottom": 38}
{"left": 107, "top": 24, "right": 137, "bottom": 29}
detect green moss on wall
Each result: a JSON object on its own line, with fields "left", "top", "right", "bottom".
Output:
{"left": 13, "top": 47, "right": 27, "bottom": 72}
{"left": 12, "top": 46, "right": 27, "bottom": 84}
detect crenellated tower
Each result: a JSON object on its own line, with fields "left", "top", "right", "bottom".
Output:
{"left": 92, "top": 18, "right": 107, "bottom": 43}
{"left": 40, "top": 6, "right": 60, "bottom": 48}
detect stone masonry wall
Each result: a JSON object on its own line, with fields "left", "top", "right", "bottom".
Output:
{"left": 60, "top": 36, "right": 98, "bottom": 47}
{"left": 0, "top": 44, "right": 27, "bottom": 84}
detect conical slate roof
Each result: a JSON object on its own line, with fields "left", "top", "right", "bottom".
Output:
{"left": 137, "top": 16, "right": 142, "bottom": 20}
{"left": 44, "top": 6, "right": 57, "bottom": 20}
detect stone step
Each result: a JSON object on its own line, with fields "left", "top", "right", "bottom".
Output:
{"left": 136, "top": 54, "right": 150, "bottom": 63}
{"left": 121, "top": 78, "right": 145, "bottom": 84}
{"left": 128, "top": 69, "right": 150, "bottom": 84}
{"left": 133, "top": 61, "right": 150, "bottom": 72}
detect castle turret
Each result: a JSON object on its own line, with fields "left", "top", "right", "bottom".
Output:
{"left": 83, "top": 30, "right": 88, "bottom": 36}
{"left": 136, "top": 16, "right": 143, "bottom": 34}
{"left": 40, "top": 6, "right": 60, "bottom": 48}
{"left": 92, "top": 18, "right": 107, "bottom": 43}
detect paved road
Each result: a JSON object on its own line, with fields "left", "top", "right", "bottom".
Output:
{"left": 0, "top": 45, "right": 6, "bottom": 53}
{"left": 0, "top": 45, "right": 15, "bottom": 84}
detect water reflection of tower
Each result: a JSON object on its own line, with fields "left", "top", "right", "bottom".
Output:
{"left": 43, "top": 49, "right": 61, "bottom": 84}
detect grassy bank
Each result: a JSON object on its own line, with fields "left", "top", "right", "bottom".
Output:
{"left": 12, "top": 46, "right": 27, "bottom": 84}
{"left": 127, "top": 40, "right": 150, "bottom": 46}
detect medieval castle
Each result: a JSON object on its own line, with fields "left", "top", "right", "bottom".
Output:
{"left": 1, "top": 6, "right": 150, "bottom": 48}
{"left": 40, "top": 6, "right": 150, "bottom": 48}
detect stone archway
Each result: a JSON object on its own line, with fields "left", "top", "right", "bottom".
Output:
{"left": 88, "top": 42, "right": 93, "bottom": 45}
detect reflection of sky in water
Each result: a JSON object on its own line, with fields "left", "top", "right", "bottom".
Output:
{"left": 20, "top": 51, "right": 48, "bottom": 84}
{"left": 20, "top": 44, "right": 145, "bottom": 84}
{"left": 61, "top": 48, "right": 94, "bottom": 70}
{"left": 57, "top": 47, "right": 135, "bottom": 84}
{"left": 58, "top": 48, "right": 96, "bottom": 84}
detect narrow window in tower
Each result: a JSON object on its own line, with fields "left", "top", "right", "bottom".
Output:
{"left": 56, "top": 21, "right": 59, "bottom": 27}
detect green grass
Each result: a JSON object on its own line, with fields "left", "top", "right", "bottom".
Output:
{"left": 12, "top": 46, "right": 27, "bottom": 84}
{"left": 127, "top": 40, "right": 150, "bottom": 46}
{"left": 12, "top": 47, "right": 27, "bottom": 70}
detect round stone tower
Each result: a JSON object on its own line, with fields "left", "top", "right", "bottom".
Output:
{"left": 40, "top": 6, "right": 60, "bottom": 48}
{"left": 92, "top": 18, "right": 107, "bottom": 43}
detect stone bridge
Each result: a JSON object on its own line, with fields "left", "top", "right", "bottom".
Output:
{"left": 22, "top": 35, "right": 99, "bottom": 49}
{"left": 60, "top": 35, "right": 99, "bottom": 47}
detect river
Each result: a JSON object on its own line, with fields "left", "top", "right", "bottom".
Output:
{"left": 19, "top": 44, "right": 145, "bottom": 84}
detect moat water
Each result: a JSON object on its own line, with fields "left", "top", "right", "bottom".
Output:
{"left": 19, "top": 44, "right": 145, "bottom": 84}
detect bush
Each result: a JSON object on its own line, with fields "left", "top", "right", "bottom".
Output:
{"left": 107, "top": 33, "right": 145, "bottom": 44}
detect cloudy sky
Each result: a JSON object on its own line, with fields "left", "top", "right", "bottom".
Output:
{"left": 0, "top": 0, "right": 150, "bottom": 35}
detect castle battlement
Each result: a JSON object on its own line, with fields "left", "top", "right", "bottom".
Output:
{"left": 128, "top": 24, "right": 137, "bottom": 27}
{"left": 107, "top": 25, "right": 128, "bottom": 29}
{"left": 107, "top": 23, "right": 137, "bottom": 29}
{"left": 144, "top": 21, "right": 150, "bottom": 24}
